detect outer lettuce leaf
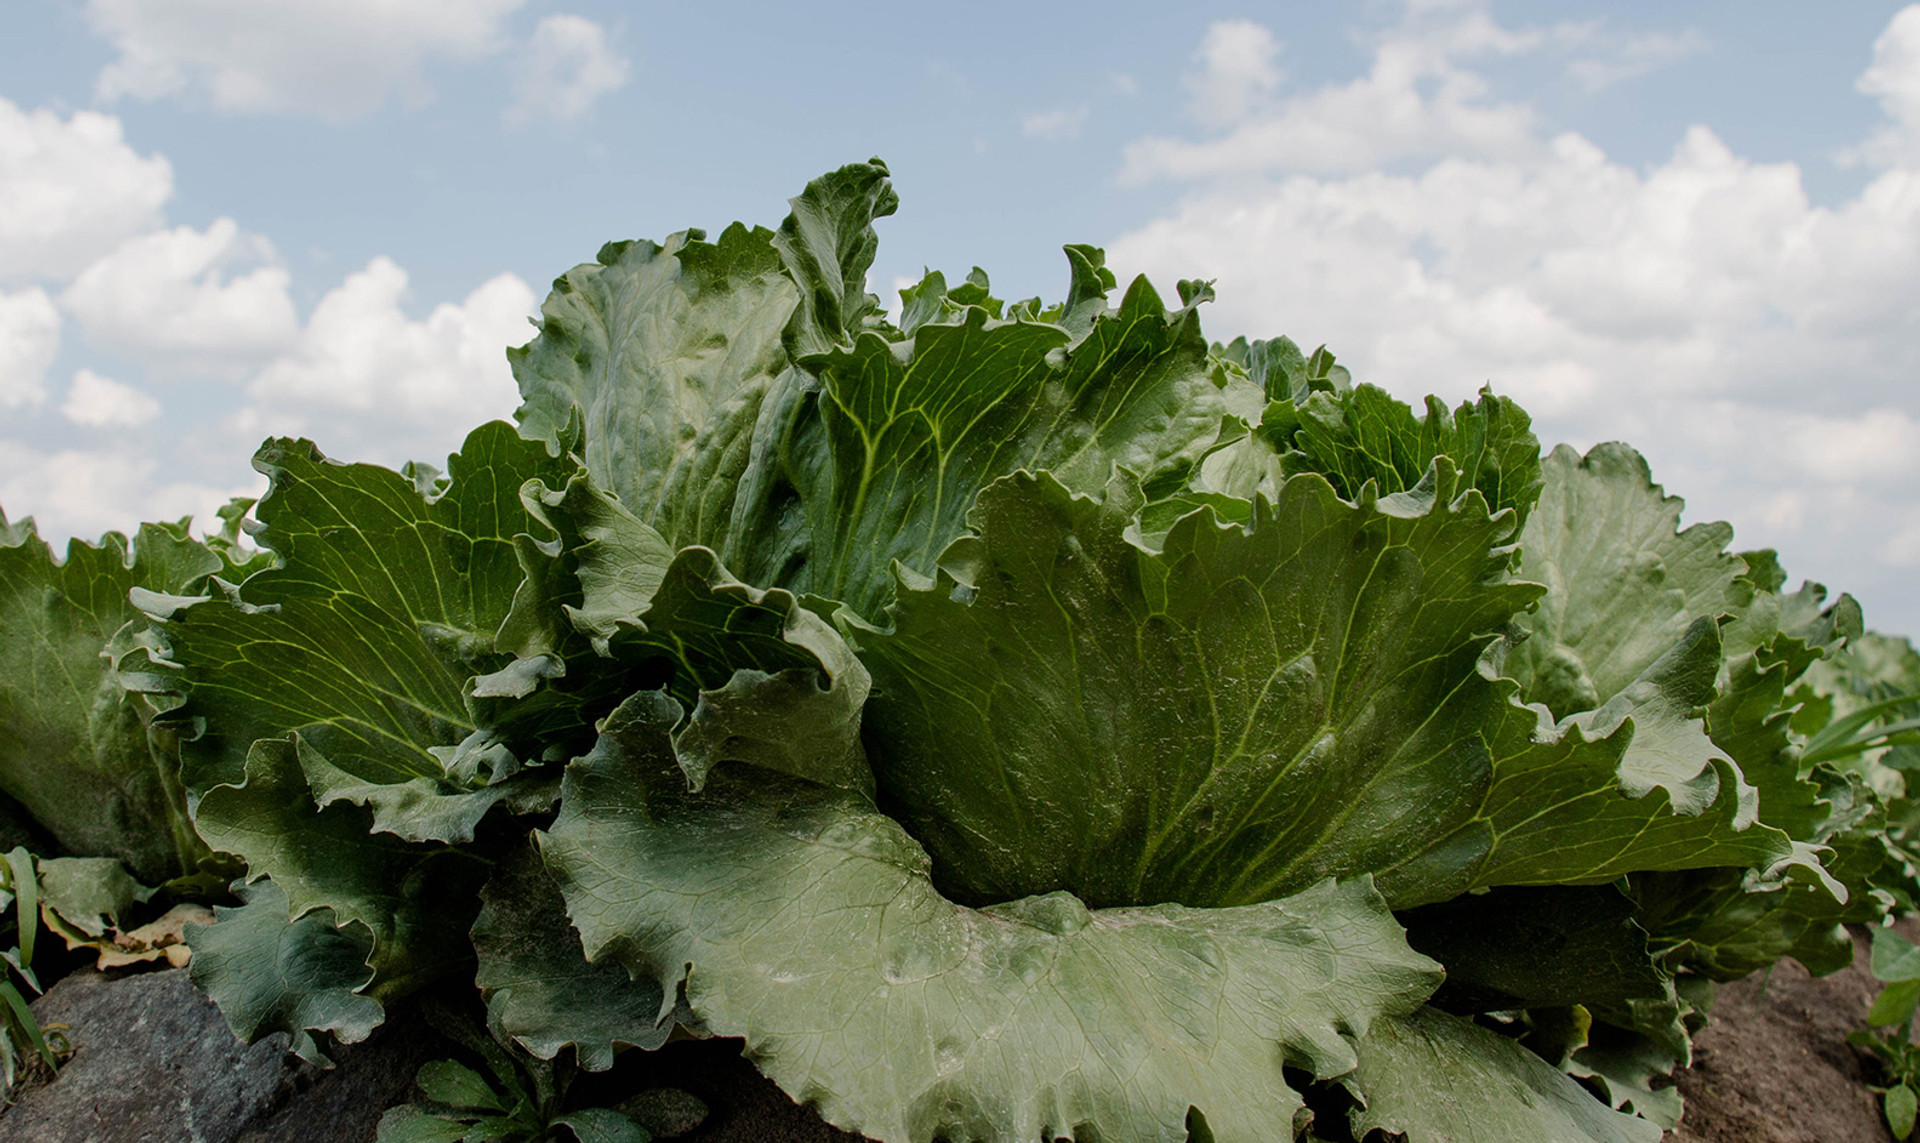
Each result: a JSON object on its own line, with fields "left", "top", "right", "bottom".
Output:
{"left": 0, "top": 511, "right": 227, "bottom": 881}
{"left": 1633, "top": 573, "right": 1898, "bottom": 981}
{"left": 773, "top": 157, "right": 899, "bottom": 360}
{"left": 1342, "top": 1007, "right": 1660, "bottom": 1143}
{"left": 1709, "top": 573, "right": 1860, "bottom": 830}
{"left": 192, "top": 736, "right": 483, "bottom": 994}
{"left": 1381, "top": 630, "right": 1793, "bottom": 903}
{"left": 853, "top": 462, "right": 1534, "bottom": 910}
{"left": 472, "top": 843, "right": 683, "bottom": 1071}
{"left": 541, "top": 690, "right": 1442, "bottom": 1143}
{"left": 1508, "top": 443, "right": 1750, "bottom": 719}
{"left": 185, "top": 877, "right": 385, "bottom": 1064}
{"left": 150, "top": 421, "right": 578, "bottom": 838}
{"left": 509, "top": 159, "right": 896, "bottom": 571}
{"left": 1459, "top": 442, "right": 1821, "bottom": 893}
{"left": 1630, "top": 765, "right": 1890, "bottom": 979}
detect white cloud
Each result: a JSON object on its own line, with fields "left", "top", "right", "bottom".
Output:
{"left": 1847, "top": 4, "right": 1920, "bottom": 168}
{"left": 63, "top": 368, "right": 161, "bottom": 428}
{"left": 1186, "top": 19, "right": 1283, "bottom": 130}
{"left": 0, "top": 99, "right": 172, "bottom": 279}
{"left": 0, "top": 438, "right": 253, "bottom": 541}
{"left": 1108, "top": 4, "right": 1920, "bottom": 635}
{"left": 240, "top": 258, "right": 535, "bottom": 464}
{"left": 0, "top": 288, "right": 60, "bottom": 410}
{"left": 1562, "top": 26, "right": 1710, "bottom": 93}
{"left": 505, "top": 14, "right": 628, "bottom": 124}
{"left": 61, "top": 219, "right": 300, "bottom": 373}
{"left": 1121, "top": 7, "right": 1541, "bottom": 182}
{"left": 86, "top": 0, "right": 525, "bottom": 120}
{"left": 1022, "top": 104, "right": 1090, "bottom": 141}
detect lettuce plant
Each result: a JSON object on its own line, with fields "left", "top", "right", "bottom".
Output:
{"left": 91, "top": 159, "right": 1909, "bottom": 1141}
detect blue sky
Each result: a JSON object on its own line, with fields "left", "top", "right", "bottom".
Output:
{"left": 2, "top": 0, "right": 1917, "bottom": 635}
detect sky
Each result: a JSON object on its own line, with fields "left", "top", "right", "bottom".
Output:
{"left": 1, "top": 0, "right": 1916, "bottom": 636}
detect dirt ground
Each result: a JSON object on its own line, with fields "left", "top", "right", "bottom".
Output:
{"left": 1665, "top": 925, "right": 1902, "bottom": 1143}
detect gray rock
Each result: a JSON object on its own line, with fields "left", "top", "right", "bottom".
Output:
{"left": 0, "top": 967, "right": 871, "bottom": 1143}
{"left": 0, "top": 968, "right": 430, "bottom": 1143}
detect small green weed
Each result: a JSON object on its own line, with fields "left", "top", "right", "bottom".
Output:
{"left": 376, "top": 1004, "right": 650, "bottom": 1143}
{"left": 0, "top": 846, "right": 66, "bottom": 1100}
{"left": 1851, "top": 927, "right": 1920, "bottom": 1139}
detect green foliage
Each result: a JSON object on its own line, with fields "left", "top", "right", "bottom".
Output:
{"left": 0, "top": 508, "right": 256, "bottom": 883}
{"left": 3, "top": 157, "right": 1914, "bottom": 1141}
{"left": 376, "top": 1006, "right": 652, "bottom": 1143}
{"left": 0, "top": 847, "right": 58, "bottom": 1098}
{"left": 1851, "top": 927, "right": 1920, "bottom": 1140}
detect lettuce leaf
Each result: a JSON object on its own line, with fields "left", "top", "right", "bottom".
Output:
{"left": 0, "top": 512, "right": 231, "bottom": 881}
{"left": 542, "top": 689, "right": 1442, "bottom": 1143}
{"left": 150, "top": 421, "right": 580, "bottom": 836}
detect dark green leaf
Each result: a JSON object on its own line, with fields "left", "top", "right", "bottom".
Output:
{"left": 1343, "top": 1007, "right": 1661, "bottom": 1143}
{"left": 152, "top": 422, "right": 576, "bottom": 841}
{"left": 552, "top": 1107, "right": 649, "bottom": 1143}
{"left": 185, "top": 878, "right": 384, "bottom": 1064}
{"left": 472, "top": 844, "right": 680, "bottom": 1071}
{"left": 0, "top": 513, "right": 222, "bottom": 880}
{"left": 417, "top": 1059, "right": 506, "bottom": 1113}
{"left": 1890, "top": 1082, "right": 1918, "bottom": 1140}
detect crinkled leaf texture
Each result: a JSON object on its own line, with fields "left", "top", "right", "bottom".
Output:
{"left": 855, "top": 462, "right": 1534, "bottom": 911}
{"left": 1343, "top": 1008, "right": 1660, "bottom": 1143}
{"left": 510, "top": 161, "right": 1257, "bottom": 624}
{"left": 1279, "top": 382, "right": 1544, "bottom": 539}
{"left": 541, "top": 689, "right": 1441, "bottom": 1143}
{"left": 854, "top": 460, "right": 1785, "bottom": 914}
{"left": 141, "top": 424, "right": 598, "bottom": 1055}
{"left": 0, "top": 511, "right": 226, "bottom": 881}
{"left": 185, "top": 877, "right": 384, "bottom": 1065}
{"left": 472, "top": 843, "right": 685, "bottom": 1071}
{"left": 190, "top": 736, "right": 484, "bottom": 1053}
{"left": 151, "top": 421, "right": 581, "bottom": 832}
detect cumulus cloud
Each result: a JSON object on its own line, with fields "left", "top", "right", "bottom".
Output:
{"left": 1185, "top": 19, "right": 1283, "bottom": 130}
{"left": 61, "top": 219, "right": 300, "bottom": 373}
{"left": 1108, "top": 2, "right": 1920, "bottom": 634}
{"left": 504, "top": 14, "right": 628, "bottom": 123}
{"left": 1022, "top": 104, "right": 1090, "bottom": 141}
{"left": 1563, "top": 27, "right": 1710, "bottom": 93}
{"left": 0, "top": 438, "right": 253, "bottom": 541}
{"left": 0, "top": 289, "right": 60, "bottom": 410}
{"left": 1846, "top": 5, "right": 1920, "bottom": 168}
{"left": 238, "top": 258, "right": 535, "bottom": 464}
{"left": 86, "top": 0, "right": 525, "bottom": 120}
{"left": 1121, "top": 5, "right": 1542, "bottom": 182}
{"left": 0, "top": 99, "right": 172, "bottom": 279}
{"left": 63, "top": 368, "right": 161, "bottom": 428}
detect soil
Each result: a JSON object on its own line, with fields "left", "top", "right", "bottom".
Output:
{"left": 4, "top": 926, "right": 1908, "bottom": 1142}
{"left": 1665, "top": 924, "right": 1909, "bottom": 1143}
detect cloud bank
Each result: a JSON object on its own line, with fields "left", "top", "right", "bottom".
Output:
{"left": 1108, "top": 2, "right": 1920, "bottom": 635}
